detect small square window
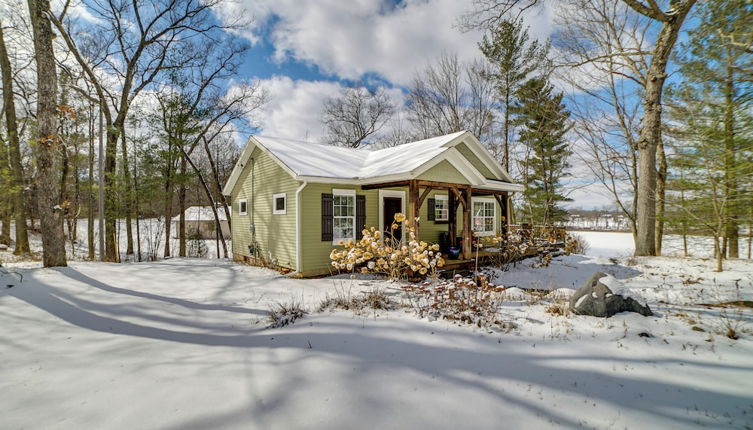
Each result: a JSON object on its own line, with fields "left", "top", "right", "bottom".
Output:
{"left": 273, "top": 193, "right": 287, "bottom": 215}
{"left": 434, "top": 195, "right": 449, "bottom": 221}
{"left": 238, "top": 199, "right": 248, "bottom": 216}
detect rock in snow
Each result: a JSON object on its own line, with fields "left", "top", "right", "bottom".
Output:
{"left": 570, "top": 272, "right": 652, "bottom": 317}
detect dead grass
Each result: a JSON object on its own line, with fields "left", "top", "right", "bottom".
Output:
{"left": 318, "top": 287, "right": 398, "bottom": 314}
{"left": 267, "top": 300, "right": 307, "bottom": 328}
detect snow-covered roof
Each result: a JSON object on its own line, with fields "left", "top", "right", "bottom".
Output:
{"left": 253, "top": 131, "right": 464, "bottom": 179}
{"left": 223, "top": 130, "right": 523, "bottom": 195}
{"left": 171, "top": 206, "right": 229, "bottom": 223}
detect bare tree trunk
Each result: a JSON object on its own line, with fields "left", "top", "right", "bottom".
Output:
{"left": 87, "top": 103, "right": 95, "bottom": 260}
{"left": 655, "top": 140, "right": 667, "bottom": 255}
{"left": 163, "top": 179, "right": 173, "bottom": 258}
{"left": 0, "top": 22, "right": 30, "bottom": 254}
{"left": 713, "top": 235, "right": 723, "bottom": 272}
{"left": 179, "top": 145, "right": 228, "bottom": 258}
{"left": 202, "top": 138, "right": 231, "bottom": 240}
{"left": 132, "top": 137, "right": 142, "bottom": 262}
{"left": 748, "top": 205, "right": 753, "bottom": 260}
{"left": 104, "top": 127, "right": 119, "bottom": 261}
{"left": 27, "top": 0, "right": 66, "bottom": 267}
{"left": 120, "top": 131, "right": 134, "bottom": 256}
{"left": 0, "top": 135, "right": 10, "bottom": 244}
{"left": 0, "top": 204, "right": 9, "bottom": 245}
{"left": 634, "top": 4, "right": 695, "bottom": 256}
{"left": 178, "top": 155, "right": 187, "bottom": 257}
{"left": 723, "top": 59, "right": 739, "bottom": 259}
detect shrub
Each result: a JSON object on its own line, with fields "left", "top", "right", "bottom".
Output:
{"left": 267, "top": 301, "right": 307, "bottom": 328}
{"left": 401, "top": 273, "right": 507, "bottom": 328}
{"left": 330, "top": 213, "right": 445, "bottom": 281}
{"left": 319, "top": 287, "right": 398, "bottom": 313}
{"left": 187, "top": 232, "right": 209, "bottom": 258}
{"left": 564, "top": 233, "right": 590, "bottom": 255}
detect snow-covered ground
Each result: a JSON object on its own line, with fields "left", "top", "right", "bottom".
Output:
{"left": 1, "top": 219, "right": 230, "bottom": 266}
{"left": 572, "top": 230, "right": 750, "bottom": 259}
{"left": 1, "top": 228, "right": 752, "bottom": 429}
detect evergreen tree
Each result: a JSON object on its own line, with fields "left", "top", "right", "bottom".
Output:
{"left": 478, "top": 18, "right": 549, "bottom": 172}
{"left": 513, "top": 77, "right": 572, "bottom": 225}
{"left": 669, "top": 0, "right": 753, "bottom": 259}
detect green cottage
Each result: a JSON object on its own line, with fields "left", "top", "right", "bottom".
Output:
{"left": 222, "top": 131, "right": 524, "bottom": 277}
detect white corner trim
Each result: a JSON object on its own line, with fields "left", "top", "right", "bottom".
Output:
{"left": 272, "top": 193, "right": 287, "bottom": 215}
{"left": 378, "top": 189, "right": 405, "bottom": 241}
{"left": 295, "top": 182, "right": 307, "bottom": 272}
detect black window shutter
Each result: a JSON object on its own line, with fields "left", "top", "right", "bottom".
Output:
{"left": 356, "top": 195, "right": 366, "bottom": 240}
{"left": 427, "top": 198, "right": 436, "bottom": 221}
{"left": 321, "top": 193, "right": 333, "bottom": 241}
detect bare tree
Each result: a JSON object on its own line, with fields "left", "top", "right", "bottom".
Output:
{"left": 27, "top": 0, "right": 66, "bottom": 266}
{"left": 0, "top": 20, "right": 30, "bottom": 254}
{"left": 154, "top": 38, "right": 266, "bottom": 257}
{"left": 407, "top": 53, "right": 495, "bottom": 143}
{"left": 322, "top": 86, "right": 395, "bottom": 148}
{"left": 49, "top": 0, "right": 230, "bottom": 262}
{"left": 555, "top": 0, "right": 653, "bottom": 243}
{"left": 461, "top": 0, "right": 697, "bottom": 257}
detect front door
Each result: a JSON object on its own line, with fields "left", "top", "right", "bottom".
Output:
{"left": 383, "top": 197, "right": 403, "bottom": 242}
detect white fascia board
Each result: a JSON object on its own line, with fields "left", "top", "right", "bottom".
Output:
{"left": 223, "top": 136, "right": 302, "bottom": 195}
{"left": 476, "top": 181, "right": 525, "bottom": 192}
{"left": 222, "top": 139, "right": 257, "bottom": 195}
{"left": 447, "top": 132, "right": 515, "bottom": 183}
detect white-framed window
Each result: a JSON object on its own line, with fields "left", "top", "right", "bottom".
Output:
{"left": 472, "top": 198, "right": 496, "bottom": 236}
{"left": 434, "top": 195, "right": 449, "bottom": 221}
{"left": 238, "top": 198, "right": 248, "bottom": 216}
{"left": 333, "top": 189, "right": 356, "bottom": 245}
{"left": 273, "top": 193, "right": 287, "bottom": 215}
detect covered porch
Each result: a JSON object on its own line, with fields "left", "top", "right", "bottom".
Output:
{"left": 362, "top": 179, "right": 512, "bottom": 259}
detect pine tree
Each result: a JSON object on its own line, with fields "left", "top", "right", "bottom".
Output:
{"left": 478, "top": 18, "right": 549, "bottom": 172}
{"left": 513, "top": 77, "right": 572, "bottom": 225}
{"left": 670, "top": 0, "right": 753, "bottom": 260}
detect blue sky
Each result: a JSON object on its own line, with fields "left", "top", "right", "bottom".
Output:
{"left": 216, "top": 0, "right": 666, "bottom": 210}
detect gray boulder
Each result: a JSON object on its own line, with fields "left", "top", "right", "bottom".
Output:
{"left": 570, "top": 272, "right": 652, "bottom": 317}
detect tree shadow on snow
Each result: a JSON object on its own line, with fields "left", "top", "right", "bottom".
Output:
{"left": 8, "top": 265, "right": 753, "bottom": 429}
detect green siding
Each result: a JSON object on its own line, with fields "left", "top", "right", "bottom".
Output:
{"left": 230, "top": 147, "right": 298, "bottom": 269}
{"left": 300, "top": 184, "right": 386, "bottom": 272}
{"left": 417, "top": 160, "right": 469, "bottom": 184}
{"left": 419, "top": 189, "right": 453, "bottom": 244}
{"left": 456, "top": 142, "right": 497, "bottom": 180}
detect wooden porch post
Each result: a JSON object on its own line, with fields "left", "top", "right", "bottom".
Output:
{"left": 494, "top": 192, "right": 509, "bottom": 236}
{"left": 448, "top": 189, "right": 457, "bottom": 247}
{"left": 408, "top": 180, "right": 419, "bottom": 241}
{"left": 462, "top": 186, "right": 472, "bottom": 259}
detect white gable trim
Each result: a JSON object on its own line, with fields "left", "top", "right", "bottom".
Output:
{"left": 223, "top": 136, "right": 299, "bottom": 196}
{"left": 444, "top": 132, "right": 515, "bottom": 183}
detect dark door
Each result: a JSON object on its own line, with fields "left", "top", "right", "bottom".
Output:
{"left": 383, "top": 197, "right": 403, "bottom": 242}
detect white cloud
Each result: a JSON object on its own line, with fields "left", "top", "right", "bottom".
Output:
{"left": 254, "top": 76, "right": 407, "bottom": 143}
{"left": 255, "top": 76, "right": 343, "bottom": 141}
{"left": 222, "top": 0, "right": 555, "bottom": 86}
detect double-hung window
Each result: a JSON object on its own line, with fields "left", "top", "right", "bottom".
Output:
{"left": 472, "top": 199, "right": 495, "bottom": 236}
{"left": 333, "top": 189, "right": 355, "bottom": 244}
{"left": 434, "top": 195, "right": 449, "bottom": 221}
